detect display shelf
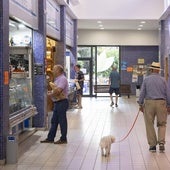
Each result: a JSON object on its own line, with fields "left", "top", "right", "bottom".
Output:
{"left": 46, "top": 46, "right": 55, "bottom": 91}
{"left": 46, "top": 47, "right": 54, "bottom": 72}
{"left": 9, "top": 105, "right": 38, "bottom": 130}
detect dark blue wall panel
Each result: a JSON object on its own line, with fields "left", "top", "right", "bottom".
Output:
{"left": 120, "top": 46, "right": 159, "bottom": 94}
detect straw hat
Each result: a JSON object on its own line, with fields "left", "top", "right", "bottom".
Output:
{"left": 149, "top": 62, "right": 161, "bottom": 70}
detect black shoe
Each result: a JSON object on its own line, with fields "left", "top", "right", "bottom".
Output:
{"left": 110, "top": 102, "right": 114, "bottom": 107}
{"left": 40, "top": 139, "right": 54, "bottom": 143}
{"left": 159, "top": 143, "right": 165, "bottom": 152}
{"left": 149, "top": 146, "right": 156, "bottom": 152}
{"left": 115, "top": 104, "right": 118, "bottom": 107}
{"left": 54, "top": 139, "right": 67, "bottom": 144}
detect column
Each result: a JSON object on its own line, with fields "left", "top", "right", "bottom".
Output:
{"left": 0, "top": 0, "right": 9, "bottom": 163}
{"left": 32, "top": 0, "right": 47, "bottom": 127}
{"left": 56, "top": 5, "right": 66, "bottom": 66}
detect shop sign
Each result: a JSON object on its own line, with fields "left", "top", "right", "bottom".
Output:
{"left": 34, "top": 63, "right": 44, "bottom": 75}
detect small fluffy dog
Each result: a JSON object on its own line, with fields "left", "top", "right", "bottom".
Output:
{"left": 99, "top": 135, "right": 115, "bottom": 156}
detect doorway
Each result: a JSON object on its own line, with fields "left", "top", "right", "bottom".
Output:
{"left": 77, "top": 46, "right": 119, "bottom": 97}
{"left": 77, "top": 58, "right": 93, "bottom": 96}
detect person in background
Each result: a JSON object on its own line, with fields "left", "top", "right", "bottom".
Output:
{"left": 41, "top": 64, "right": 69, "bottom": 144}
{"left": 138, "top": 62, "right": 170, "bottom": 152}
{"left": 74, "top": 64, "right": 85, "bottom": 109}
{"left": 109, "top": 65, "right": 120, "bottom": 107}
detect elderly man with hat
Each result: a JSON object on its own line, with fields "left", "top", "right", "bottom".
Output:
{"left": 138, "top": 62, "right": 170, "bottom": 152}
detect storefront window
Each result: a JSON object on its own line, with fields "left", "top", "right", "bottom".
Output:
{"left": 77, "top": 47, "right": 91, "bottom": 58}
{"left": 9, "top": 19, "right": 33, "bottom": 114}
{"left": 97, "top": 46, "right": 119, "bottom": 85}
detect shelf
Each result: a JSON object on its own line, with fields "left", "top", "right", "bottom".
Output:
{"left": 9, "top": 105, "right": 38, "bottom": 129}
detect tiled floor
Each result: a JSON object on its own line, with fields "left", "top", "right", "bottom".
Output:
{"left": 1, "top": 96, "right": 170, "bottom": 170}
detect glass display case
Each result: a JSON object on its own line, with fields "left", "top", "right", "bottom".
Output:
{"left": 9, "top": 76, "right": 32, "bottom": 114}
{"left": 9, "top": 46, "right": 37, "bottom": 132}
{"left": 9, "top": 46, "right": 32, "bottom": 114}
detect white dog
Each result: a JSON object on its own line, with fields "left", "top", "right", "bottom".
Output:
{"left": 99, "top": 135, "right": 115, "bottom": 156}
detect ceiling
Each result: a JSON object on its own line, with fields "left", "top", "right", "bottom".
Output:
{"left": 77, "top": 19, "right": 160, "bottom": 31}
{"left": 70, "top": 0, "right": 164, "bottom": 31}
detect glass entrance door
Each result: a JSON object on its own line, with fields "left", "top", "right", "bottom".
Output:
{"left": 77, "top": 58, "right": 93, "bottom": 96}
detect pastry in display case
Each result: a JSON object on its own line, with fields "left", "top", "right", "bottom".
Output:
{"left": 46, "top": 38, "right": 56, "bottom": 111}
{"left": 46, "top": 45, "right": 55, "bottom": 89}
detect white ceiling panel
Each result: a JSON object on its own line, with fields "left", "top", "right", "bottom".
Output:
{"left": 70, "top": 0, "right": 164, "bottom": 30}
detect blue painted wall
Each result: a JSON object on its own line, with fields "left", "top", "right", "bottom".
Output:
{"left": 120, "top": 46, "right": 159, "bottom": 94}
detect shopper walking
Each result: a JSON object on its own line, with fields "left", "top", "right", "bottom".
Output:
{"left": 74, "top": 64, "right": 84, "bottom": 109}
{"left": 109, "top": 65, "right": 120, "bottom": 107}
{"left": 41, "top": 65, "right": 69, "bottom": 144}
{"left": 138, "top": 62, "right": 170, "bottom": 152}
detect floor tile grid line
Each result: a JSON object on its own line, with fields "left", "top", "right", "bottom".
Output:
{"left": 115, "top": 98, "right": 147, "bottom": 170}
{"left": 118, "top": 99, "right": 135, "bottom": 170}
{"left": 65, "top": 107, "right": 108, "bottom": 170}
{"left": 3, "top": 97, "right": 170, "bottom": 170}
{"left": 129, "top": 111, "right": 149, "bottom": 169}
{"left": 81, "top": 107, "right": 113, "bottom": 170}
{"left": 153, "top": 152, "right": 170, "bottom": 170}
{"left": 126, "top": 98, "right": 170, "bottom": 170}
{"left": 71, "top": 106, "right": 112, "bottom": 170}
{"left": 130, "top": 119, "right": 148, "bottom": 170}
{"left": 126, "top": 99, "right": 158, "bottom": 170}
{"left": 99, "top": 99, "right": 133, "bottom": 169}
{"left": 78, "top": 99, "right": 113, "bottom": 169}
{"left": 92, "top": 106, "right": 117, "bottom": 170}
{"left": 94, "top": 107, "right": 117, "bottom": 170}
{"left": 38, "top": 103, "right": 103, "bottom": 169}
{"left": 104, "top": 98, "right": 132, "bottom": 170}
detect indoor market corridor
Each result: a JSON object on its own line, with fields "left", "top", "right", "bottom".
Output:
{"left": 1, "top": 96, "right": 170, "bottom": 170}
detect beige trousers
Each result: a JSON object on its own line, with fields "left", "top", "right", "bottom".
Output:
{"left": 144, "top": 100, "right": 167, "bottom": 146}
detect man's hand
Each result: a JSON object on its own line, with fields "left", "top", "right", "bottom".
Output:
{"left": 167, "top": 106, "right": 170, "bottom": 115}
{"left": 139, "top": 105, "right": 144, "bottom": 113}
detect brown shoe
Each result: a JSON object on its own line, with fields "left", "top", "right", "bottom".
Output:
{"left": 40, "top": 139, "right": 54, "bottom": 143}
{"left": 54, "top": 139, "right": 67, "bottom": 144}
{"left": 159, "top": 143, "right": 165, "bottom": 152}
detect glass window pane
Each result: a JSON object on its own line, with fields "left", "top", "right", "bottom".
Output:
{"left": 77, "top": 47, "right": 91, "bottom": 58}
{"left": 97, "top": 46, "right": 119, "bottom": 85}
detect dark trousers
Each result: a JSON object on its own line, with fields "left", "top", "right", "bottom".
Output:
{"left": 47, "top": 99, "right": 69, "bottom": 141}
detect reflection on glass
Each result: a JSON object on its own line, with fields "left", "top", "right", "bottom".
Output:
{"left": 97, "top": 46, "right": 119, "bottom": 85}
{"left": 9, "top": 78, "right": 32, "bottom": 114}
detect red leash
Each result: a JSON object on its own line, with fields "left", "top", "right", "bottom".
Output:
{"left": 115, "top": 110, "right": 140, "bottom": 143}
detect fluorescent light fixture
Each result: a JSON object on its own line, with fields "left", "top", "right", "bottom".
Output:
{"left": 9, "top": 23, "right": 16, "bottom": 27}
{"left": 18, "top": 24, "right": 25, "bottom": 28}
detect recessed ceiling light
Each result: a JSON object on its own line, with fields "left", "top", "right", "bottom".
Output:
{"left": 139, "top": 24, "right": 143, "bottom": 27}
{"left": 137, "top": 28, "right": 142, "bottom": 30}
{"left": 99, "top": 24, "right": 103, "bottom": 27}
{"left": 100, "top": 27, "right": 104, "bottom": 30}
{"left": 140, "top": 21, "right": 146, "bottom": 24}
{"left": 97, "top": 21, "right": 102, "bottom": 24}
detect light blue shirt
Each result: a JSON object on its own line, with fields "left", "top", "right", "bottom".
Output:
{"left": 138, "top": 73, "right": 170, "bottom": 106}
